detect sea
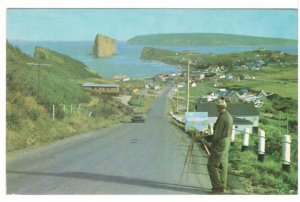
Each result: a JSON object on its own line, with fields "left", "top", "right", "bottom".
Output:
{"left": 10, "top": 40, "right": 298, "bottom": 79}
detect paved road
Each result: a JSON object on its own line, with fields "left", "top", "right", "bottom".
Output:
{"left": 7, "top": 87, "right": 212, "bottom": 194}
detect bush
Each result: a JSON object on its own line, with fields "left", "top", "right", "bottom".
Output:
{"left": 128, "top": 95, "right": 144, "bottom": 106}
{"left": 260, "top": 117, "right": 270, "bottom": 125}
{"left": 27, "top": 107, "right": 40, "bottom": 121}
{"left": 7, "top": 112, "right": 22, "bottom": 131}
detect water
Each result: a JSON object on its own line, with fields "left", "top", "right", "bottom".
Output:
{"left": 10, "top": 40, "right": 297, "bottom": 79}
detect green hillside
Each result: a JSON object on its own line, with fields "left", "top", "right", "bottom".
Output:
{"left": 6, "top": 42, "right": 132, "bottom": 151}
{"left": 128, "top": 33, "right": 297, "bottom": 46}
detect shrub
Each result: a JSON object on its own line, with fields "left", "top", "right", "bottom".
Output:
{"left": 27, "top": 107, "right": 39, "bottom": 121}
{"left": 260, "top": 117, "right": 270, "bottom": 125}
{"left": 128, "top": 95, "right": 144, "bottom": 106}
{"left": 7, "top": 112, "right": 22, "bottom": 131}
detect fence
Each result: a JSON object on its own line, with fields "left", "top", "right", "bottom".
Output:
{"left": 170, "top": 113, "right": 292, "bottom": 172}
{"left": 50, "top": 103, "right": 95, "bottom": 121}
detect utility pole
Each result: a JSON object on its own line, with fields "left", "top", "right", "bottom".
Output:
{"left": 27, "top": 63, "right": 51, "bottom": 101}
{"left": 186, "top": 60, "right": 191, "bottom": 112}
{"left": 176, "top": 74, "right": 179, "bottom": 113}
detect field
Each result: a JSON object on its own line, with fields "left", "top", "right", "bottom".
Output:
{"left": 168, "top": 52, "right": 298, "bottom": 194}
{"left": 227, "top": 64, "right": 298, "bottom": 99}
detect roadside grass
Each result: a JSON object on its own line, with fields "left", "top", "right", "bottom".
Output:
{"left": 170, "top": 71, "right": 298, "bottom": 194}
{"left": 228, "top": 64, "right": 298, "bottom": 99}
{"left": 229, "top": 137, "right": 298, "bottom": 194}
{"left": 6, "top": 93, "right": 133, "bottom": 151}
{"left": 128, "top": 94, "right": 156, "bottom": 113}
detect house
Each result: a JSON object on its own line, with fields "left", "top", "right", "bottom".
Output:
{"left": 122, "top": 77, "right": 130, "bottom": 82}
{"left": 195, "top": 102, "right": 259, "bottom": 132}
{"left": 154, "top": 85, "right": 161, "bottom": 90}
{"left": 82, "top": 83, "right": 120, "bottom": 95}
{"left": 225, "top": 73, "right": 233, "bottom": 79}
{"left": 208, "top": 89, "right": 240, "bottom": 103}
{"left": 239, "top": 88, "right": 249, "bottom": 95}
{"left": 224, "top": 90, "right": 240, "bottom": 103}
{"left": 257, "top": 90, "right": 268, "bottom": 101}
{"left": 132, "top": 88, "right": 140, "bottom": 94}
{"left": 233, "top": 117, "right": 254, "bottom": 134}
{"left": 199, "top": 73, "right": 205, "bottom": 80}
{"left": 177, "top": 83, "right": 185, "bottom": 88}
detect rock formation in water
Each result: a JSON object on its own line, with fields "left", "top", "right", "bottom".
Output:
{"left": 93, "top": 34, "right": 117, "bottom": 57}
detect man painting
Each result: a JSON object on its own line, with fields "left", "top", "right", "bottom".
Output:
{"left": 207, "top": 98, "right": 233, "bottom": 193}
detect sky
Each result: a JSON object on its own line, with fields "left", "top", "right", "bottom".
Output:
{"left": 6, "top": 8, "right": 298, "bottom": 41}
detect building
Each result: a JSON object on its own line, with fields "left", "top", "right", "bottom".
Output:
{"left": 225, "top": 73, "right": 233, "bottom": 79}
{"left": 81, "top": 83, "right": 120, "bottom": 95}
{"left": 233, "top": 117, "right": 254, "bottom": 134}
{"left": 195, "top": 102, "right": 259, "bottom": 133}
{"left": 207, "top": 89, "right": 240, "bottom": 103}
{"left": 224, "top": 90, "right": 240, "bottom": 103}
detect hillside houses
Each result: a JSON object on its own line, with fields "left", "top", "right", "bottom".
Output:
{"left": 195, "top": 102, "right": 259, "bottom": 134}
{"left": 206, "top": 89, "right": 240, "bottom": 103}
{"left": 205, "top": 88, "right": 270, "bottom": 108}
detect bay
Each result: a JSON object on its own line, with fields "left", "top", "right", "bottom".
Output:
{"left": 10, "top": 40, "right": 297, "bottom": 79}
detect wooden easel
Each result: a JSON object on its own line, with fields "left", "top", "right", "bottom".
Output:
{"left": 178, "top": 130, "right": 211, "bottom": 188}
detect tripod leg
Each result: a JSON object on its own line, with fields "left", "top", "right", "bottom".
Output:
{"left": 186, "top": 139, "right": 195, "bottom": 181}
{"left": 178, "top": 140, "right": 193, "bottom": 189}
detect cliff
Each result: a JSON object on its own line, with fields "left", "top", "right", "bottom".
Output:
{"left": 93, "top": 34, "right": 117, "bottom": 57}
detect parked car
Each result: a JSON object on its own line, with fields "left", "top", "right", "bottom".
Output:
{"left": 131, "top": 112, "right": 146, "bottom": 123}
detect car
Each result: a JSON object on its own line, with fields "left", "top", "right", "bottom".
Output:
{"left": 131, "top": 112, "right": 146, "bottom": 123}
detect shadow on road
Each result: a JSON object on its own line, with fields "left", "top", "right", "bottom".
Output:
{"left": 7, "top": 170, "right": 210, "bottom": 194}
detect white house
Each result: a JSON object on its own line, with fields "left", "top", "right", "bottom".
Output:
{"left": 195, "top": 102, "right": 259, "bottom": 133}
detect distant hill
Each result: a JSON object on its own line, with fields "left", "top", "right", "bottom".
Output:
{"left": 127, "top": 33, "right": 297, "bottom": 46}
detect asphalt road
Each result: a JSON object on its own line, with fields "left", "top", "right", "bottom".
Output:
{"left": 6, "top": 86, "right": 212, "bottom": 194}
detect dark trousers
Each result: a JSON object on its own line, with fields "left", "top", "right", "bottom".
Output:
{"left": 207, "top": 137, "right": 230, "bottom": 189}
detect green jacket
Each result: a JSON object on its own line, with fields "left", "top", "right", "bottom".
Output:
{"left": 213, "top": 110, "right": 233, "bottom": 142}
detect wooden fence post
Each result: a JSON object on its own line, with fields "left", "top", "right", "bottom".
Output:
{"left": 257, "top": 129, "right": 265, "bottom": 162}
{"left": 78, "top": 104, "right": 81, "bottom": 113}
{"left": 241, "top": 128, "right": 250, "bottom": 152}
{"left": 52, "top": 104, "right": 55, "bottom": 121}
{"left": 282, "top": 135, "right": 291, "bottom": 172}
{"left": 230, "top": 125, "right": 235, "bottom": 146}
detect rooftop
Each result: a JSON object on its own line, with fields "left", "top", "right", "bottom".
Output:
{"left": 196, "top": 102, "right": 259, "bottom": 117}
{"left": 82, "top": 83, "right": 120, "bottom": 88}
{"left": 233, "top": 117, "right": 253, "bottom": 125}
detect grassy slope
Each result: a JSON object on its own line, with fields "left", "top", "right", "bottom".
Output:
{"left": 128, "top": 33, "right": 297, "bottom": 46}
{"left": 6, "top": 43, "right": 133, "bottom": 151}
{"left": 171, "top": 78, "right": 298, "bottom": 194}
{"left": 164, "top": 49, "right": 298, "bottom": 193}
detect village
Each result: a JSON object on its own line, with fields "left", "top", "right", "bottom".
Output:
{"left": 80, "top": 47, "right": 297, "bottom": 138}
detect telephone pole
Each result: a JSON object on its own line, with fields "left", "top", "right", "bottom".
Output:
{"left": 27, "top": 63, "right": 51, "bottom": 101}
{"left": 186, "top": 60, "right": 191, "bottom": 112}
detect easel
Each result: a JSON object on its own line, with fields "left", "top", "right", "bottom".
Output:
{"left": 178, "top": 129, "right": 211, "bottom": 188}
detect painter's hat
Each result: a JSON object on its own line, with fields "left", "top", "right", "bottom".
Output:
{"left": 216, "top": 98, "right": 227, "bottom": 107}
